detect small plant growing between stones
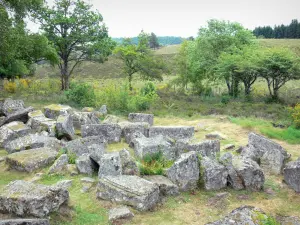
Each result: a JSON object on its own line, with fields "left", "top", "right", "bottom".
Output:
{"left": 57, "top": 148, "right": 77, "bottom": 164}
{"left": 138, "top": 151, "right": 173, "bottom": 175}
{"left": 253, "top": 211, "right": 280, "bottom": 225}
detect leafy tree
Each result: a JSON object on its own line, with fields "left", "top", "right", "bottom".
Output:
{"left": 114, "top": 31, "right": 168, "bottom": 91}
{"left": 0, "top": 0, "right": 57, "bottom": 79}
{"left": 260, "top": 48, "right": 300, "bottom": 99}
{"left": 34, "top": 0, "right": 115, "bottom": 90}
{"left": 149, "top": 32, "right": 160, "bottom": 49}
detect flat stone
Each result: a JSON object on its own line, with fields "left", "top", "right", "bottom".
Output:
{"left": 128, "top": 113, "right": 154, "bottom": 126}
{"left": 205, "top": 132, "right": 226, "bottom": 140}
{"left": 223, "top": 144, "right": 235, "bottom": 150}
{"left": 166, "top": 151, "right": 199, "bottom": 191}
{"left": 149, "top": 126, "right": 194, "bottom": 140}
{"left": 4, "top": 134, "right": 61, "bottom": 154}
{"left": 27, "top": 110, "right": 56, "bottom": 136}
{"left": 119, "top": 121, "right": 150, "bottom": 144}
{"left": 64, "top": 136, "right": 106, "bottom": 157}
{"left": 144, "top": 175, "right": 179, "bottom": 196}
{"left": 71, "top": 111, "right": 100, "bottom": 130}
{"left": 6, "top": 147, "right": 58, "bottom": 172}
{"left": 0, "top": 121, "right": 31, "bottom": 147}
{"left": 66, "top": 164, "right": 78, "bottom": 176}
{"left": 2, "top": 107, "right": 34, "bottom": 125}
{"left": 283, "top": 160, "right": 300, "bottom": 192}
{"left": 98, "top": 152, "right": 122, "bottom": 178}
{"left": 109, "top": 206, "right": 134, "bottom": 224}
{"left": 81, "top": 124, "right": 122, "bottom": 143}
{"left": 2, "top": 99, "right": 24, "bottom": 116}
{"left": 56, "top": 114, "right": 75, "bottom": 140}
{"left": 97, "top": 175, "right": 160, "bottom": 211}
{"left": 54, "top": 180, "right": 73, "bottom": 190}
{"left": 0, "top": 219, "right": 50, "bottom": 225}
{"left": 43, "top": 104, "right": 73, "bottom": 119}
{"left": 48, "top": 154, "right": 68, "bottom": 174}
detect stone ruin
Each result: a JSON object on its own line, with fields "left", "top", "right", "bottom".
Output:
{"left": 0, "top": 98, "right": 299, "bottom": 224}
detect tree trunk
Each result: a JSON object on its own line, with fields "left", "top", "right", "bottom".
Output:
{"left": 128, "top": 73, "right": 133, "bottom": 91}
{"left": 225, "top": 79, "right": 231, "bottom": 95}
{"left": 243, "top": 82, "right": 250, "bottom": 95}
{"left": 60, "top": 59, "right": 69, "bottom": 90}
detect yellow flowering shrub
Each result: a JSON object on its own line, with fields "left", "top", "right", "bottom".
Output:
{"left": 4, "top": 80, "right": 17, "bottom": 93}
{"left": 290, "top": 103, "right": 300, "bottom": 128}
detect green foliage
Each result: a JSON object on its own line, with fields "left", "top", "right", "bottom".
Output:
{"left": 253, "top": 211, "right": 280, "bottom": 225}
{"left": 221, "top": 95, "right": 231, "bottom": 105}
{"left": 65, "top": 82, "right": 96, "bottom": 107}
{"left": 34, "top": 0, "right": 115, "bottom": 90}
{"left": 138, "top": 151, "right": 173, "bottom": 175}
{"left": 289, "top": 103, "right": 300, "bottom": 128}
{"left": 57, "top": 148, "right": 77, "bottom": 164}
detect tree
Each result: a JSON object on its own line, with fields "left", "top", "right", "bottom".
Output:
{"left": 260, "top": 48, "right": 300, "bottom": 100}
{"left": 149, "top": 32, "right": 159, "bottom": 49}
{"left": 0, "top": 0, "right": 57, "bottom": 79}
{"left": 188, "top": 19, "right": 256, "bottom": 95}
{"left": 34, "top": 0, "right": 115, "bottom": 90}
{"left": 114, "top": 31, "right": 168, "bottom": 91}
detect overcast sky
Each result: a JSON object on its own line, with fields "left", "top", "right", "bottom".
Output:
{"left": 29, "top": 0, "right": 300, "bottom": 37}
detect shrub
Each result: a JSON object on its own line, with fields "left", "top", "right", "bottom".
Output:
{"left": 221, "top": 95, "right": 231, "bottom": 105}
{"left": 138, "top": 151, "right": 173, "bottom": 175}
{"left": 65, "top": 82, "right": 96, "bottom": 107}
{"left": 140, "top": 81, "right": 156, "bottom": 96}
{"left": 4, "top": 80, "right": 17, "bottom": 93}
{"left": 289, "top": 103, "right": 300, "bottom": 128}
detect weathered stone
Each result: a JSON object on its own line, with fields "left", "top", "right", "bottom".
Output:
{"left": 64, "top": 136, "right": 106, "bottom": 157}
{"left": 0, "top": 219, "right": 50, "bottom": 225}
{"left": 27, "top": 110, "right": 56, "bottom": 136}
{"left": 2, "top": 107, "right": 34, "bottom": 125}
{"left": 6, "top": 147, "right": 58, "bottom": 172}
{"left": 56, "top": 114, "right": 75, "bottom": 140}
{"left": 205, "top": 132, "right": 226, "bottom": 140}
{"left": 43, "top": 104, "right": 73, "bottom": 119}
{"left": 71, "top": 111, "right": 100, "bottom": 130}
{"left": 119, "top": 149, "right": 139, "bottom": 176}
{"left": 48, "top": 154, "right": 68, "bottom": 174}
{"left": 201, "top": 157, "right": 228, "bottom": 191}
{"left": 0, "top": 121, "right": 31, "bottom": 147}
{"left": 82, "top": 107, "right": 95, "bottom": 112}
{"left": 176, "top": 139, "right": 220, "bottom": 159}
{"left": 54, "top": 180, "right": 73, "bottom": 190}
{"left": 206, "top": 205, "right": 272, "bottom": 225}
{"left": 76, "top": 154, "right": 96, "bottom": 176}
{"left": 4, "top": 134, "right": 61, "bottom": 154}
{"left": 99, "top": 105, "right": 107, "bottom": 116}
{"left": 81, "top": 124, "right": 122, "bottom": 143}
{"left": 2, "top": 99, "right": 24, "bottom": 116}
{"left": 0, "top": 180, "right": 69, "bottom": 218}
{"left": 97, "top": 175, "right": 160, "bottom": 211}
{"left": 131, "top": 134, "right": 178, "bottom": 160}
{"left": 166, "top": 151, "right": 199, "bottom": 191}
{"left": 103, "top": 115, "right": 121, "bottom": 124}
{"left": 245, "top": 132, "right": 290, "bottom": 175}
{"left": 119, "top": 121, "right": 150, "bottom": 144}
{"left": 108, "top": 206, "right": 134, "bottom": 224}
{"left": 283, "top": 160, "right": 300, "bottom": 192}
{"left": 66, "top": 164, "right": 78, "bottom": 176}
{"left": 149, "top": 126, "right": 194, "bottom": 140}
{"left": 98, "top": 152, "right": 122, "bottom": 178}
{"left": 232, "top": 157, "right": 265, "bottom": 191}
{"left": 128, "top": 113, "right": 154, "bottom": 126}
{"left": 81, "top": 177, "right": 96, "bottom": 193}
{"left": 276, "top": 215, "right": 300, "bottom": 225}
{"left": 144, "top": 175, "right": 179, "bottom": 196}
{"left": 223, "top": 144, "right": 235, "bottom": 150}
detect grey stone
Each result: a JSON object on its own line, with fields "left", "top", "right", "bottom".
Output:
{"left": 119, "top": 149, "right": 139, "bottom": 176}
{"left": 0, "top": 121, "right": 31, "bottom": 147}
{"left": 103, "top": 115, "right": 121, "bottom": 124}
{"left": 2, "top": 107, "right": 34, "bottom": 125}
{"left": 56, "top": 114, "right": 75, "bottom": 140}
{"left": 43, "top": 104, "right": 73, "bottom": 119}
{"left": 166, "top": 151, "right": 199, "bottom": 191}
{"left": 277, "top": 215, "right": 300, "bottom": 225}
{"left": 201, "top": 157, "right": 228, "bottom": 191}
{"left": 27, "top": 110, "right": 56, "bottom": 136}
{"left": 0, "top": 219, "right": 50, "bottom": 225}
{"left": 205, "top": 132, "right": 226, "bottom": 140}
{"left": 48, "top": 154, "right": 69, "bottom": 174}
{"left": 98, "top": 152, "right": 122, "bottom": 178}
{"left": 81, "top": 124, "right": 122, "bottom": 143}
{"left": 54, "top": 180, "right": 73, "bottom": 190}
{"left": 81, "top": 177, "right": 96, "bottom": 183}
{"left": 76, "top": 154, "right": 96, "bottom": 176}
{"left": 219, "top": 152, "right": 233, "bottom": 166}
{"left": 81, "top": 177, "right": 96, "bottom": 193}
{"left": 119, "top": 121, "right": 150, "bottom": 144}
{"left": 97, "top": 175, "right": 160, "bottom": 211}
{"left": 283, "top": 160, "right": 300, "bottom": 192}
{"left": 4, "top": 134, "right": 61, "bottom": 154}
{"left": 176, "top": 139, "right": 220, "bottom": 159}
{"left": 245, "top": 132, "right": 290, "bottom": 175}
{"left": 206, "top": 205, "right": 271, "bottom": 225}
{"left": 109, "top": 206, "right": 134, "bottom": 224}
{"left": 0, "top": 180, "right": 69, "bottom": 218}
{"left": 223, "top": 144, "right": 235, "bottom": 150}
{"left": 66, "top": 164, "right": 78, "bottom": 176}
{"left": 232, "top": 157, "right": 265, "bottom": 191}
{"left": 2, "top": 99, "right": 25, "bottom": 116}
{"left": 132, "top": 134, "right": 178, "bottom": 160}
{"left": 144, "top": 175, "right": 179, "bottom": 196}
{"left": 64, "top": 136, "right": 106, "bottom": 157}
{"left": 99, "top": 105, "right": 107, "bottom": 116}
{"left": 6, "top": 147, "right": 58, "bottom": 172}
{"left": 128, "top": 113, "right": 154, "bottom": 126}
{"left": 71, "top": 111, "right": 100, "bottom": 130}
{"left": 149, "top": 126, "right": 194, "bottom": 140}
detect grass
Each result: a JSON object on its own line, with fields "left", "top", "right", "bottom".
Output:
{"left": 229, "top": 117, "right": 300, "bottom": 144}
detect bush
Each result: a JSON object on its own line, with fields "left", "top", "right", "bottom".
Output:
{"left": 65, "top": 82, "right": 96, "bottom": 107}
{"left": 289, "top": 103, "right": 300, "bottom": 128}
{"left": 221, "top": 95, "right": 231, "bottom": 104}
{"left": 4, "top": 80, "right": 17, "bottom": 93}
